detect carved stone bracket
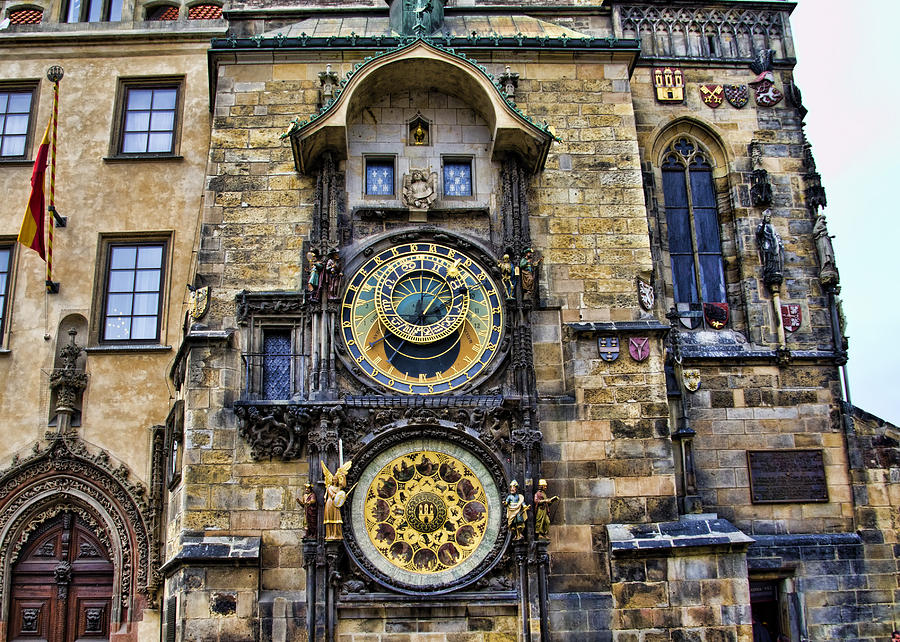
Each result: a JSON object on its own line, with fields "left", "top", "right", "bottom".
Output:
{"left": 234, "top": 403, "right": 315, "bottom": 460}
{"left": 235, "top": 291, "right": 306, "bottom": 326}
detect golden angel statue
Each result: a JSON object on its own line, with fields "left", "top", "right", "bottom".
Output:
{"left": 321, "top": 460, "right": 352, "bottom": 541}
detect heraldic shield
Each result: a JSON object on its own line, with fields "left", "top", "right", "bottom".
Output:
{"left": 700, "top": 84, "right": 724, "bottom": 108}
{"left": 598, "top": 336, "right": 620, "bottom": 362}
{"left": 628, "top": 337, "right": 650, "bottom": 362}
{"left": 703, "top": 302, "right": 729, "bottom": 329}
{"left": 782, "top": 304, "right": 802, "bottom": 333}
{"left": 724, "top": 84, "right": 749, "bottom": 108}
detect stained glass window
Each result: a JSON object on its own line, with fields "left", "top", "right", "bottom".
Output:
{"left": 661, "top": 137, "right": 725, "bottom": 304}
{"left": 443, "top": 161, "right": 472, "bottom": 197}
{"left": 262, "top": 331, "right": 291, "bottom": 400}
{"left": 366, "top": 159, "right": 394, "bottom": 196}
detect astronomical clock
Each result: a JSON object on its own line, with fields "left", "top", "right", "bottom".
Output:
{"left": 339, "top": 241, "right": 504, "bottom": 396}
{"left": 334, "top": 236, "right": 513, "bottom": 593}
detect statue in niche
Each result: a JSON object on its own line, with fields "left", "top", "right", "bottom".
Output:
{"left": 504, "top": 480, "right": 529, "bottom": 541}
{"left": 533, "top": 479, "right": 559, "bottom": 541}
{"left": 498, "top": 254, "right": 518, "bottom": 301}
{"left": 321, "top": 460, "right": 353, "bottom": 541}
{"left": 306, "top": 249, "right": 324, "bottom": 302}
{"left": 755, "top": 210, "right": 784, "bottom": 289}
{"left": 519, "top": 248, "right": 543, "bottom": 299}
{"left": 401, "top": 169, "right": 438, "bottom": 210}
{"left": 813, "top": 214, "right": 839, "bottom": 287}
{"left": 296, "top": 483, "right": 318, "bottom": 539}
{"left": 324, "top": 248, "right": 343, "bottom": 301}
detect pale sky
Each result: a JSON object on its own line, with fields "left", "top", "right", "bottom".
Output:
{"left": 791, "top": 1, "right": 900, "bottom": 425}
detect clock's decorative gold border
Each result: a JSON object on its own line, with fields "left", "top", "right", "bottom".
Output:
{"left": 340, "top": 241, "right": 504, "bottom": 395}
{"left": 346, "top": 431, "right": 504, "bottom": 592}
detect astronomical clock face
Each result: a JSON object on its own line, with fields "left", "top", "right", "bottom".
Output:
{"left": 341, "top": 242, "right": 504, "bottom": 394}
{"left": 349, "top": 438, "right": 503, "bottom": 592}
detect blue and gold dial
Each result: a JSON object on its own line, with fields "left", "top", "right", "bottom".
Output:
{"left": 341, "top": 243, "right": 504, "bottom": 395}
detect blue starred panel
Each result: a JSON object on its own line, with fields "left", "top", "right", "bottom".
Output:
{"left": 366, "top": 160, "right": 394, "bottom": 195}
{"left": 443, "top": 161, "right": 472, "bottom": 197}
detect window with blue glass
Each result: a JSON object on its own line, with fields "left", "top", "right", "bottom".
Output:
{"left": 0, "top": 89, "right": 34, "bottom": 159}
{"left": 365, "top": 159, "right": 394, "bottom": 196}
{"left": 262, "top": 330, "right": 292, "bottom": 400}
{"left": 0, "top": 244, "right": 11, "bottom": 338}
{"left": 661, "top": 137, "right": 726, "bottom": 304}
{"left": 120, "top": 85, "right": 179, "bottom": 155}
{"left": 443, "top": 160, "right": 473, "bottom": 197}
{"left": 64, "top": 0, "right": 123, "bottom": 22}
{"left": 102, "top": 242, "right": 165, "bottom": 342}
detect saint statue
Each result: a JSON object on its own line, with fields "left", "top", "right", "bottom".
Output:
{"left": 519, "top": 248, "right": 543, "bottom": 299}
{"left": 755, "top": 210, "right": 784, "bottom": 289}
{"left": 533, "top": 479, "right": 559, "bottom": 541}
{"left": 306, "top": 250, "right": 324, "bottom": 302}
{"left": 324, "top": 248, "right": 343, "bottom": 301}
{"left": 321, "top": 460, "right": 353, "bottom": 541}
{"left": 296, "top": 483, "right": 318, "bottom": 539}
{"left": 504, "top": 480, "right": 529, "bottom": 541}
{"left": 812, "top": 215, "right": 839, "bottom": 287}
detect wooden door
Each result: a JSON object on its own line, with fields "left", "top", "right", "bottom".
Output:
{"left": 8, "top": 513, "right": 114, "bottom": 642}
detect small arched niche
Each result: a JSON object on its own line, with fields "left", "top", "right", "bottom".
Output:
{"left": 48, "top": 314, "right": 88, "bottom": 428}
{"left": 287, "top": 39, "right": 554, "bottom": 175}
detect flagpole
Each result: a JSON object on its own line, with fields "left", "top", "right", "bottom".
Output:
{"left": 45, "top": 65, "right": 63, "bottom": 294}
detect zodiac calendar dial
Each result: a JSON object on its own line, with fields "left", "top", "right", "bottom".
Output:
{"left": 341, "top": 243, "right": 504, "bottom": 395}
{"left": 364, "top": 450, "right": 488, "bottom": 575}
{"left": 348, "top": 439, "right": 504, "bottom": 592}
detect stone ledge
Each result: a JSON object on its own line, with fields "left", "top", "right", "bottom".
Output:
{"left": 608, "top": 517, "right": 754, "bottom": 557}
{"left": 160, "top": 535, "right": 260, "bottom": 573}
{"left": 568, "top": 320, "right": 669, "bottom": 334}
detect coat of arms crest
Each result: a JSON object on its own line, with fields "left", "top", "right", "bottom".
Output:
{"left": 682, "top": 369, "right": 701, "bottom": 393}
{"left": 628, "top": 337, "right": 650, "bottom": 362}
{"left": 724, "top": 84, "right": 749, "bottom": 108}
{"left": 703, "top": 302, "right": 729, "bottom": 329}
{"left": 598, "top": 336, "right": 619, "bottom": 362}
{"left": 781, "top": 304, "right": 802, "bottom": 333}
{"left": 638, "top": 277, "right": 655, "bottom": 311}
{"left": 750, "top": 71, "right": 784, "bottom": 107}
{"left": 700, "top": 84, "right": 724, "bottom": 108}
{"left": 653, "top": 67, "right": 684, "bottom": 103}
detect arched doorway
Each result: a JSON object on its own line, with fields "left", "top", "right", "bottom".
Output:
{"left": 8, "top": 512, "right": 113, "bottom": 642}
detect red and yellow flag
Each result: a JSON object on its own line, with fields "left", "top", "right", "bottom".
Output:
{"left": 17, "top": 117, "right": 51, "bottom": 260}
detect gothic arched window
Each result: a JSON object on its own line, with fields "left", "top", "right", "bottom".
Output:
{"left": 661, "top": 137, "right": 726, "bottom": 305}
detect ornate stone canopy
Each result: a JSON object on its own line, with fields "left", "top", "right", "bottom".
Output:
{"left": 285, "top": 38, "right": 555, "bottom": 174}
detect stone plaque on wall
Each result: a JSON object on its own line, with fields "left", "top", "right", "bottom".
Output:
{"left": 747, "top": 449, "right": 828, "bottom": 503}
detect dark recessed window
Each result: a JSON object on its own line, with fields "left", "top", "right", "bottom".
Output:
{"left": 187, "top": 3, "right": 221, "bottom": 19}
{"left": 102, "top": 242, "right": 165, "bottom": 342}
{"left": 146, "top": 5, "right": 178, "bottom": 20}
{"left": 121, "top": 86, "right": 178, "bottom": 154}
{"left": 662, "top": 137, "right": 726, "bottom": 305}
{"left": 0, "top": 89, "right": 33, "bottom": 158}
{"left": 365, "top": 159, "right": 394, "bottom": 196}
{"left": 0, "top": 244, "right": 12, "bottom": 337}
{"left": 443, "top": 160, "right": 473, "bottom": 197}
{"left": 64, "top": 0, "right": 122, "bottom": 22}
{"left": 8, "top": 7, "right": 43, "bottom": 23}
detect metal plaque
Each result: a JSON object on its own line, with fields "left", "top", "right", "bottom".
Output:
{"left": 747, "top": 449, "right": 828, "bottom": 503}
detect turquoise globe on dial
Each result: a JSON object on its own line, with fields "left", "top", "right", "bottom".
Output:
{"left": 341, "top": 243, "right": 504, "bottom": 395}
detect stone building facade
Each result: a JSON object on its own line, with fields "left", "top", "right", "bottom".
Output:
{"left": 0, "top": 0, "right": 897, "bottom": 641}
